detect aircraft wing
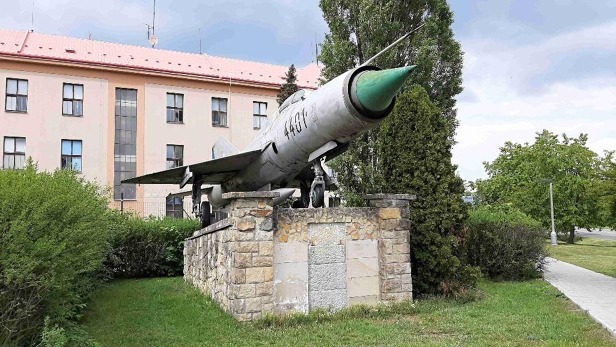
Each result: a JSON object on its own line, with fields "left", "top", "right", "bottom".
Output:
{"left": 167, "top": 186, "right": 214, "bottom": 199}
{"left": 122, "top": 149, "right": 262, "bottom": 185}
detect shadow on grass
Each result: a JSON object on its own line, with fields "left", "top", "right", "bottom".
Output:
{"left": 556, "top": 243, "right": 616, "bottom": 248}
{"left": 254, "top": 288, "right": 485, "bottom": 330}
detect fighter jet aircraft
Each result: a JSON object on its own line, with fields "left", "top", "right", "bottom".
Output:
{"left": 123, "top": 63, "right": 416, "bottom": 227}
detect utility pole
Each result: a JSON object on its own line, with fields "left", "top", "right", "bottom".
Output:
{"left": 549, "top": 182, "right": 557, "bottom": 245}
{"left": 146, "top": 0, "right": 158, "bottom": 48}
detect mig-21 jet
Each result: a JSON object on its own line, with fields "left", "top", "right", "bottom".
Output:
{"left": 124, "top": 33, "right": 419, "bottom": 227}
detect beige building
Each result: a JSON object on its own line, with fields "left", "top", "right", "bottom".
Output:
{"left": 0, "top": 29, "right": 320, "bottom": 217}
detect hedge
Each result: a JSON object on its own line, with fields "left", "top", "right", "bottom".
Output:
{"left": 105, "top": 215, "right": 199, "bottom": 278}
{"left": 0, "top": 164, "right": 113, "bottom": 346}
{"left": 465, "top": 205, "right": 547, "bottom": 280}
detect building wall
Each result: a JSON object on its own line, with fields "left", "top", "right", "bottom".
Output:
{"left": 142, "top": 82, "right": 278, "bottom": 205}
{"left": 0, "top": 66, "right": 109, "bottom": 183}
{"left": 0, "top": 58, "right": 286, "bottom": 217}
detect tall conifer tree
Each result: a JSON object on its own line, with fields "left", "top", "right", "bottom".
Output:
{"left": 319, "top": 0, "right": 473, "bottom": 294}
{"left": 277, "top": 64, "right": 299, "bottom": 106}
{"left": 379, "top": 87, "right": 473, "bottom": 294}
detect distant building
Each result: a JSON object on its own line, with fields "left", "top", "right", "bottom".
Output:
{"left": 463, "top": 195, "right": 475, "bottom": 204}
{"left": 0, "top": 29, "right": 320, "bottom": 217}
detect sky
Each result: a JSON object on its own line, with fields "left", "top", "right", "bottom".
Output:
{"left": 1, "top": 0, "right": 615, "bottom": 181}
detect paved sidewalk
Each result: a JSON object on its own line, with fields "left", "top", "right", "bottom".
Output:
{"left": 544, "top": 257, "right": 616, "bottom": 336}
{"left": 576, "top": 228, "right": 616, "bottom": 241}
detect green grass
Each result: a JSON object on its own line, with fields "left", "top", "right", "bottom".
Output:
{"left": 82, "top": 277, "right": 615, "bottom": 347}
{"left": 549, "top": 238, "right": 616, "bottom": 278}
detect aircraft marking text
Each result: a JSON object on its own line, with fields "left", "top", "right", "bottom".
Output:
{"left": 284, "top": 108, "right": 309, "bottom": 139}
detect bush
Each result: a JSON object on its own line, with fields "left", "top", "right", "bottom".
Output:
{"left": 105, "top": 216, "right": 199, "bottom": 278}
{"left": 376, "top": 87, "right": 478, "bottom": 296}
{"left": 0, "top": 164, "right": 113, "bottom": 346}
{"left": 465, "top": 205, "right": 547, "bottom": 280}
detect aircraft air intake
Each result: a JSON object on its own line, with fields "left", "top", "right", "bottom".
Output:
{"left": 348, "top": 65, "right": 417, "bottom": 120}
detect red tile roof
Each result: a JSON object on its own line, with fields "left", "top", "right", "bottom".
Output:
{"left": 0, "top": 29, "right": 320, "bottom": 89}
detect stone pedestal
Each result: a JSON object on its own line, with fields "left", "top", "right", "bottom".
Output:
{"left": 184, "top": 191, "right": 278, "bottom": 321}
{"left": 223, "top": 191, "right": 277, "bottom": 321}
{"left": 184, "top": 192, "right": 416, "bottom": 322}
{"left": 365, "top": 194, "right": 415, "bottom": 302}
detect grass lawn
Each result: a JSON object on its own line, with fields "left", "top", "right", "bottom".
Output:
{"left": 548, "top": 238, "right": 616, "bottom": 278}
{"left": 82, "top": 277, "right": 615, "bottom": 347}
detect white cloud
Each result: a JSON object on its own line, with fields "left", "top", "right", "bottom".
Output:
{"left": 453, "top": 20, "right": 616, "bottom": 181}
{"left": 0, "top": 0, "right": 327, "bottom": 64}
{"left": 1, "top": 0, "right": 163, "bottom": 37}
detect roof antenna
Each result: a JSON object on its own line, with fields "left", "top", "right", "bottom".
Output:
{"left": 146, "top": 0, "right": 158, "bottom": 48}
{"left": 30, "top": 0, "right": 34, "bottom": 31}
{"left": 315, "top": 33, "right": 319, "bottom": 65}
{"left": 199, "top": 27, "right": 202, "bottom": 54}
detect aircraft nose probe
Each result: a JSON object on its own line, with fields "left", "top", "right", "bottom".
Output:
{"left": 350, "top": 65, "right": 417, "bottom": 116}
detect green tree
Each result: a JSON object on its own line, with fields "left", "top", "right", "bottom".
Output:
{"left": 319, "top": 0, "right": 463, "bottom": 128}
{"left": 319, "top": 0, "right": 470, "bottom": 295}
{"left": 277, "top": 64, "right": 299, "bottom": 106}
{"left": 598, "top": 155, "right": 616, "bottom": 228}
{"left": 320, "top": 0, "right": 464, "bottom": 200}
{"left": 477, "top": 130, "right": 607, "bottom": 243}
{"left": 379, "top": 86, "right": 475, "bottom": 295}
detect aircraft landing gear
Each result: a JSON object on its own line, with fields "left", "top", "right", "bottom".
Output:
{"left": 200, "top": 201, "right": 211, "bottom": 228}
{"left": 310, "top": 161, "right": 326, "bottom": 208}
{"left": 192, "top": 175, "right": 211, "bottom": 229}
{"left": 292, "top": 182, "right": 311, "bottom": 208}
{"left": 311, "top": 185, "right": 324, "bottom": 208}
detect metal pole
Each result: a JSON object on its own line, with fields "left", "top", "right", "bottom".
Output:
{"left": 549, "top": 182, "right": 557, "bottom": 245}
{"left": 152, "top": 0, "right": 156, "bottom": 36}
{"left": 360, "top": 23, "right": 425, "bottom": 67}
{"left": 120, "top": 192, "right": 124, "bottom": 214}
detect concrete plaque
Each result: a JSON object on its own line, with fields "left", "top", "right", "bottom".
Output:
{"left": 308, "top": 223, "right": 348, "bottom": 311}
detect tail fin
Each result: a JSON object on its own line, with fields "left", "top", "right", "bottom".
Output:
{"left": 212, "top": 137, "right": 239, "bottom": 159}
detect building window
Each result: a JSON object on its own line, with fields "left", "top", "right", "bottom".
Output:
{"left": 61, "top": 140, "right": 82, "bottom": 172}
{"left": 114, "top": 88, "right": 137, "bottom": 200}
{"left": 328, "top": 196, "right": 341, "bottom": 207}
{"left": 212, "top": 97, "right": 227, "bottom": 127}
{"left": 166, "top": 197, "right": 184, "bottom": 218}
{"left": 5, "top": 78, "right": 28, "bottom": 112}
{"left": 3, "top": 137, "right": 26, "bottom": 169}
{"left": 253, "top": 101, "right": 267, "bottom": 129}
{"left": 212, "top": 207, "right": 228, "bottom": 223}
{"left": 166, "top": 93, "right": 184, "bottom": 123}
{"left": 166, "top": 144, "right": 184, "bottom": 169}
{"left": 62, "top": 83, "right": 84, "bottom": 116}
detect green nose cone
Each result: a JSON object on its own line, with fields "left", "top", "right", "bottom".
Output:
{"left": 355, "top": 65, "right": 417, "bottom": 113}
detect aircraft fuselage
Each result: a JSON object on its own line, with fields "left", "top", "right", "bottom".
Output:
{"left": 207, "top": 66, "right": 393, "bottom": 207}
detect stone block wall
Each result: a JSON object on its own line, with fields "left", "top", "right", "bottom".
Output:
{"left": 184, "top": 192, "right": 277, "bottom": 321}
{"left": 184, "top": 193, "right": 414, "bottom": 321}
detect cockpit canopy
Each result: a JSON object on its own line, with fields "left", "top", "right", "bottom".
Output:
{"left": 279, "top": 89, "right": 307, "bottom": 113}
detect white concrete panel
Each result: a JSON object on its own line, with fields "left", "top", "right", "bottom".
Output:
{"left": 348, "top": 276, "right": 380, "bottom": 298}
{"left": 274, "top": 242, "right": 308, "bottom": 264}
{"left": 346, "top": 257, "right": 379, "bottom": 279}
{"left": 346, "top": 239, "right": 378, "bottom": 259}
{"left": 273, "top": 261, "right": 308, "bottom": 313}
